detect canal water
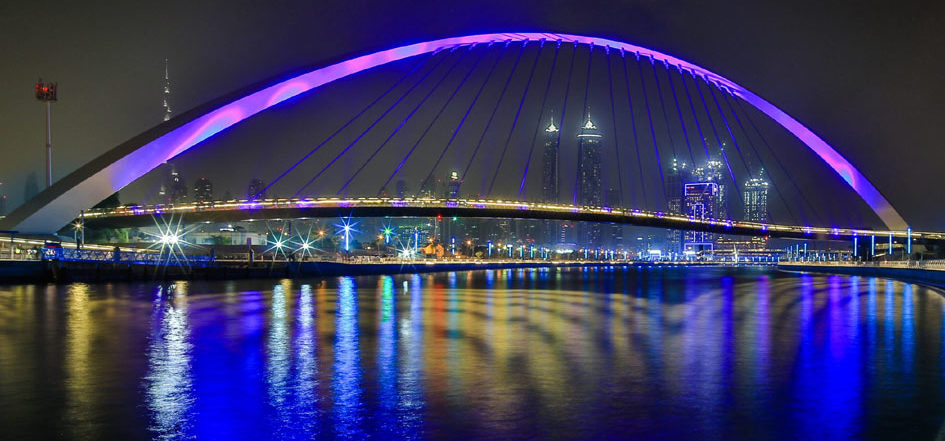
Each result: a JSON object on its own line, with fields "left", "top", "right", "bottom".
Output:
{"left": 1, "top": 266, "right": 944, "bottom": 440}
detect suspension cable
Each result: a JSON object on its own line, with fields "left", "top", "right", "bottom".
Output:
{"left": 605, "top": 47, "right": 625, "bottom": 206}
{"left": 711, "top": 85, "right": 800, "bottom": 225}
{"left": 487, "top": 41, "right": 544, "bottom": 196}
{"left": 650, "top": 60, "right": 678, "bottom": 160}
{"left": 412, "top": 41, "right": 510, "bottom": 197}
{"left": 666, "top": 64, "right": 697, "bottom": 168}
{"left": 378, "top": 43, "right": 494, "bottom": 196}
{"left": 732, "top": 95, "right": 826, "bottom": 225}
{"left": 573, "top": 43, "right": 595, "bottom": 205}
{"left": 692, "top": 75, "right": 743, "bottom": 206}
{"left": 621, "top": 50, "right": 644, "bottom": 209}
{"left": 293, "top": 46, "right": 455, "bottom": 197}
{"left": 337, "top": 45, "right": 476, "bottom": 195}
{"left": 459, "top": 41, "right": 529, "bottom": 189}
{"left": 255, "top": 51, "right": 436, "bottom": 199}
{"left": 517, "top": 40, "right": 561, "bottom": 200}
{"left": 636, "top": 55, "right": 667, "bottom": 203}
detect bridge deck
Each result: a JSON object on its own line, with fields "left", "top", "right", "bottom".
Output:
{"left": 78, "top": 198, "right": 941, "bottom": 243}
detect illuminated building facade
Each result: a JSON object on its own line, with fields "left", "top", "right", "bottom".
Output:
{"left": 665, "top": 157, "right": 688, "bottom": 253}
{"left": 683, "top": 182, "right": 719, "bottom": 254}
{"left": 541, "top": 117, "right": 560, "bottom": 246}
{"left": 576, "top": 113, "right": 602, "bottom": 247}
{"left": 193, "top": 177, "right": 213, "bottom": 204}
{"left": 743, "top": 169, "right": 770, "bottom": 223}
{"left": 247, "top": 178, "right": 266, "bottom": 200}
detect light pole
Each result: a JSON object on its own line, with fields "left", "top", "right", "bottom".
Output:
{"left": 35, "top": 79, "right": 57, "bottom": 188}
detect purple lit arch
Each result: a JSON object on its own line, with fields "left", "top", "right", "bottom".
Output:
{"left": 1, "top": 32, "right": 908, "bottom": 233}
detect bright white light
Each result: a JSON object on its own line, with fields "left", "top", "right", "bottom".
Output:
{"left": 160, "top": 233, "right": 180, "bottom": 245}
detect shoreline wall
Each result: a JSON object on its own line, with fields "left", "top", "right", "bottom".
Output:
{"left": 777, "top": 263, "right": 945, "bottom": 290}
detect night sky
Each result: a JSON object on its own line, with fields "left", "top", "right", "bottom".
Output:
{"left": 1, "top": 1, "right": 942, "bottom": 228}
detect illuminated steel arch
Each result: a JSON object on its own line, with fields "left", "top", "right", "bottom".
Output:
{"left": 1, "top": 32, "right": 908, "bottom": 233}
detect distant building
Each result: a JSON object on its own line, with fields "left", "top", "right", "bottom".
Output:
{"left": 247, "top": 178, "right": 266, "bottom": 200}
{"left": 743, "top": 169, "right": 769, "bottom": 223}
{"left": 23, "top": 172, "right": 39, "bottom": 203}
{"left": 683, "top": 182, "right": 719, "bottom": 254}
{"left": 691, "top": 157, "right": 727, "bottom": 219}
{"left": 576, "top": 112, "right": 603, "bottom": 247}
{"left": 714, "top": 236, "right": 771, "bottom": 261}
{"left": 396, "top": 179, "right": 408, "bottom": 198}
{"left": 193, "top": 177, "right": 213, "bottom": 203}
{"left": 419, "top": 177, "right": 439, "bottom": 198}
{"left": 162, "top": 58, "right": 172, "bottom": 122}
{"left": 541, "top": 117, "right": 560, "bottom": 246}
{"left": 164, "top": 168, "right": 188, "bottom": 204}
{"left": 665, "top": 158, "right": 689, "bottom": 253}
{"left": 541, "top": 117, "right": 559, "bottom": 203}
{"left": 447, "top": 171, "right": 462, "bottom": 199}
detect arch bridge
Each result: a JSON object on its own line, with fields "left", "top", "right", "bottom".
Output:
{"left": 0, "top": 32, "right": 917, "bottom": 240}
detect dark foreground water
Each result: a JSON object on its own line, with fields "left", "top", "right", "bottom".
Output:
{"left": 1, "top": 266, "right": 945, "bottom": 440}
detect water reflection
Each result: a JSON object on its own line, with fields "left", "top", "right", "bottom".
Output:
{"left": 2, "top": 267, "right": 945, "bottom": 439}
{"left": 65, "top": 283, "right": 94, "bottom": 439}
{"left": 145, "top": 282, "right": 195, "bottom": 440}
{"left": 291, "top": 283, "right": 320, "bottom": 437}
{"left": 332, "top": 277, "right": 364, "bottom": 438}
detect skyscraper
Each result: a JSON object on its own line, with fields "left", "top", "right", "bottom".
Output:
{"left": 193, "top": 177, "right": 213, "bottom": 203}
{"left": 541, "top": 117, "right": 559, "bottom": 203}
{"left": 395, "top": 179, "right": 408, "bottom": 198}
{"left": 541, "top": 117, "right": 560, "bottom": 246}
{"left": 23, "top": 172, "right": 39, "bottom": 203}
{"left": 157, "top": 64, "right": 174, "bottom": 203}
{"left": 576, "top": 112, "right": 603, "bottom": 247}
{"left": 743, "top": 169, "right": 770, "bottom": 223}
{"left": 665, "top": 158, "right": 689, "bottom": 253}
{"left": 447, "top": 171, "right": 461, "bottom": 199}
{"left": 692, "top": 157, "right": 727, "bottom": 219}
{"left": 163, "top": 167, "right": 188, "bottom": 204}
{"left": 683, "top": 182, "right": 719, "bottom": 254}
{"left": 247, "top": 178, "right": 266, "bottom": 200}
{"left": 162, "top": 58, "right": 172, "bottom": 122}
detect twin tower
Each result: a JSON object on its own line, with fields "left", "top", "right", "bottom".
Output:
{"left": 541, "top": 112, "right": 605, "bottom": 246}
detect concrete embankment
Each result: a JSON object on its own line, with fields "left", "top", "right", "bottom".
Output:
{"left": 0, "top": 259, "right": 660, "bottom": 284}
{"left": 778, "top": 263, "right": 945, "bottom": 289}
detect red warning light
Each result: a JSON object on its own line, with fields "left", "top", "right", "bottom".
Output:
{"left": 35, "top": 79, "right": 57, "bottom": 101}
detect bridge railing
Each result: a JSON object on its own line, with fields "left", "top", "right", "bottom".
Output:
{"left": 41, "top": 247, "right": 214, "bottom": 266}
{"left": 780, "top": 259, "right": 945, "bottom": 272}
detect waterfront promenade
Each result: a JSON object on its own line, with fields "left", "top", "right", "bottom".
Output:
{"left": 778, "top": 260, "right": 945, "bottom": 289}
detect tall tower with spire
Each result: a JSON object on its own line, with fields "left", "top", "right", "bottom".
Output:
{"left": 162, "top": 58, "right": 172, "bottom": 122}
{"left": 541, "top": 113, "right": 559, "bottom": 203}
{"left": 576, "top": 109, "right": 603, "bottom": 247}
{"left": 541, "top": 113, "right": 561, "bottom": 246}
